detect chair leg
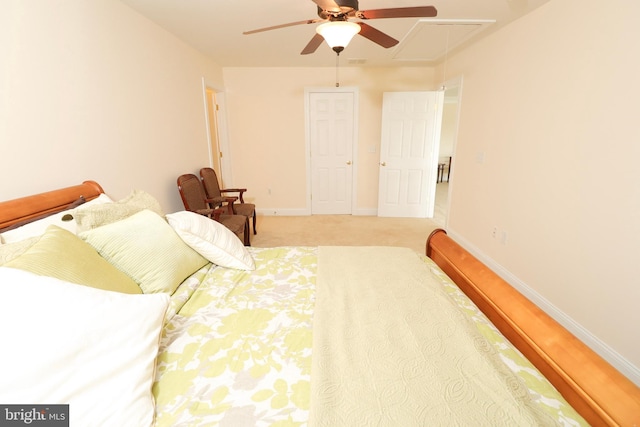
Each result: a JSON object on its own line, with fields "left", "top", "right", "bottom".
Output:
{"left": 244, "top": 218, "right": 251, "bottom": 246}
{"left": 252, "top": 212, "right": 257, "bottom": 235}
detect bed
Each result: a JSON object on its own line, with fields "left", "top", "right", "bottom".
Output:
{"left": 0, "top": 180, "right": 638, "bottom": 426}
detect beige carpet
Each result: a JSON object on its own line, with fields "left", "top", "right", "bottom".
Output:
{"left": 250, "top": 182, "right": 448, "bottom": 253}
{"left": 249, "top": 182, "right": 447, "bottom": 253}
{"left": 250, "top": 214, "right": 441, "bottom": 254}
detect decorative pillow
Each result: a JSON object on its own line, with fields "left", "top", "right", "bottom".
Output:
{"left": 0, "top": 236, "right": 39, "bottom": 265}
{"left": 80, "top": 209, "right": 208, "bottom": 294}
{"left": 74, "top": 190, "right": 164, "bottom": 233}
{"left": 0, "top": 193, "right": 113, "bottom": 243}
{"left": 166, "top": 210, "right": 255, "bottom": 270}
{"left": 0, "top": 267, "right": 168, "bottom": 427}
{"left": 5, "top": 225, "right": 141, "bottom": 294}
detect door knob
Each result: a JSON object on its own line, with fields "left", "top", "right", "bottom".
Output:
{"left": 346, "top": 161, "right": 352, "bottom": 165}
{"left": 380, "top": 161, "right": 386, "bottom": 166}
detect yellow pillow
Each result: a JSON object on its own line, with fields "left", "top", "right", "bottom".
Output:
{"left": 80, "top": 210, "right": 208, "bottom": 294}
{"left": 5, "top": 225, "right": 141, "bottom": 294}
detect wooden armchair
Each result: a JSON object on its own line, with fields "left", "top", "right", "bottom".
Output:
{"left": 177, "top": 174, "right": 250, "bottom": 246}
{"left": 200, "top": 167, "right": 257, "bottom": 235}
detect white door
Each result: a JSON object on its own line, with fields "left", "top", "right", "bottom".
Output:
{"left": 378, "top": 91, "right": 443, "bottom": 218}
{"left": 308, "top": 90, "right": 356, "bottom": 214}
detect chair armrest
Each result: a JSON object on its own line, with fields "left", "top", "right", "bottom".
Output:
{"left": 205, "top": 196, "right": 226, "bottom": 207}
{"left": 220, "top": 188, "right": 247, "bottom": 203}
{"left": 212, "top": 207, "right": 228, "bottom": 221}
{"left": 206, "top": 196, "right": 238, "bottom": 214}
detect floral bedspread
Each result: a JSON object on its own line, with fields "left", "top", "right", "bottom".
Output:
{"left": 152, "top": 246, "right": 586, "bottom": 427}
{"left": 154, "top": 247, "right": 316, "bottom": 426}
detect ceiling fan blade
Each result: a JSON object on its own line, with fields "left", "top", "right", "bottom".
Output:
{"left": 357, "top": 23, "right": 398, "bottom": 48}
{"left": 244, "top": 19, "right": 322, "bottom": 35}
{"left": 356, "top": 6, "right": 437, "bottom": 20}
{"left": 301, "top": 33, "right": 325, "bottom": 55}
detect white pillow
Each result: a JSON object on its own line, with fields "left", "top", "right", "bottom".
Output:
{"left": 0, "top": 193, "right": 113, "bottom": 243}
{"left": 166, "top": 210, "right": 255, "bottom": 270}
{"left": 0, "top": 267, "right": 169, "bottom": 427}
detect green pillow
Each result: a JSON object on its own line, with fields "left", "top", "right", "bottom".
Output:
{"left": 74, "top": 190, "right": 164, "bottom": 233}
{"left": 5, "top": 225, "right": 141, "bottom": 294}
{"left": 80, "top": 209, "right": 208, "bottom": 294}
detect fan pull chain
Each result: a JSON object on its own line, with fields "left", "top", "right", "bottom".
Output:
{"left": 335, "top": 52, "right": 340, "bottom": 87}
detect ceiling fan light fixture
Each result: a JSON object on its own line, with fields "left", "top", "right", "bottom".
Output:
{"left": 316, "top": 21, "right": 361, "bottom": 51}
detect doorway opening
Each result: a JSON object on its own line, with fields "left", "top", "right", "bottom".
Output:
{"left": 434, "top": 76, "right": 463, "bottom": 227}
{"left": 202, "top": 78, "right": 232, "bottom": 186}
{"left": 205, "top": 88, "right": 223, "bottom": 184}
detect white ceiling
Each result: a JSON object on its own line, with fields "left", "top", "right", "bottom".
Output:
{"left": 119, "top": 0, "right": 549, "bottom": 68}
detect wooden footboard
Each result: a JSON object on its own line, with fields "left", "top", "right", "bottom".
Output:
{"left": 426, "top": 229, "right": 640, "bottom": 427}
{"left": 0, "top": 180, "right": 104, "bottom": 230}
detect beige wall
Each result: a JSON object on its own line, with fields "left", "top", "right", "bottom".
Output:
{"left": 2, "top": 0, "right": 638, "bottom": 383}
{"left": 222, "top": 67, "right": 436, "bottom": 213}
{"left": 1, "top": 0, "right": 224, "bottom": 212}
{"left": 437, "top": 0, "right": 640, "bottom": 377}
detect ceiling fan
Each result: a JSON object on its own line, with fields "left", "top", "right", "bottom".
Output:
{"left": 243, "top": 0, "right": 437, "bottom": 55}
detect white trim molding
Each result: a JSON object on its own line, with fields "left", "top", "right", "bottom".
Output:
{"left": 447, "top": 228, "right": 640, "bottom": 387}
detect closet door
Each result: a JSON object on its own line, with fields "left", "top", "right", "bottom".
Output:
{"left": 308, "top": 89, "right": 357, "bottom": 214}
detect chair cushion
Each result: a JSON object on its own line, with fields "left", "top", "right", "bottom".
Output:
{"left": 234, "top": 203, "right": 255, "bottom": 217}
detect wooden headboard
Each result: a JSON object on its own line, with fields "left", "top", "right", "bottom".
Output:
{"left": 426, "top": 228, "right": 640, "bottom": 427}
{"left": 0, "top": 180, "right": 104, "bottom": 230}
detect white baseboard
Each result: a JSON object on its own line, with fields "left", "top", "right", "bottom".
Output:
{"left": 447, "top": 228, "right": 640, "bottom": 387}
{"left": 353, "top": 208, "right": 377, "bottom": 216}
{"left": 256, "top": 208, "right": 310, "bottom": 216}
{"left": 256, "top": 208, "right": 378, "bottom": 216}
